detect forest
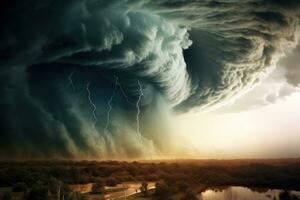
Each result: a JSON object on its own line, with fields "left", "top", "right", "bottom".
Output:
{"left": 0, "top": 159, "right": 300, "bottom": 200}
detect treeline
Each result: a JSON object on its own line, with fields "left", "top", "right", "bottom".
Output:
{"left": 0, "top": 177, "right": 87, "bottom": 200}
{"left": 0, "top": 159, "right": 300, "bottom": 191}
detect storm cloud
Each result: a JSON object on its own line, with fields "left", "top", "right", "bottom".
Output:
{"left": 0, "top": 0, "right": 300, "bottom": 159}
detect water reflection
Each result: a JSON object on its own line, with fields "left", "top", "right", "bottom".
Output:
{"left": 197, "top": 186, "right": 300, "bottom": 200}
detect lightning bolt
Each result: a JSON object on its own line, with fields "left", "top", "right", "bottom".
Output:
{"left": 104, "top": 77, "right": 118, "bottom": 134}
{"left": 136, "top": 80, "right": 144, "bottom": 141}
{"left": 68, "top": 70, "right": 76, "bottom": 91}
{"left": 86, "top": 82, "right": 98, "bottom": 124}
{"left": 115, "top": 76, "right": 134, "bottom": 105}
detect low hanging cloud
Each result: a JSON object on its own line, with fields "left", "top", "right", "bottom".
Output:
{"left": 0, "top": 0, "right": 300, "bottom": 159}
{"left": 281, "top": 45, "right": 300, "bottom": 87}
{"left": 214, "top": 42, "right": 300, "bottom": 113}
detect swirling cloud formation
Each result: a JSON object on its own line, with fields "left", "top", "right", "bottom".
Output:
{"left": 0, "top": 0, "right": 299, "bottom": 159}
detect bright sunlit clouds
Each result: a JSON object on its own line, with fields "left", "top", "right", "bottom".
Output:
{"left": 174, "top": 92, "right": 300, "bottom": 159}
{"left": 173, "top": 48, "right": 300, "bottom": 159}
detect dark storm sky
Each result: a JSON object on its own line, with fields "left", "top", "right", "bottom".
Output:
{"left": 0, "top": 0, "right": 300, "bottom": 159}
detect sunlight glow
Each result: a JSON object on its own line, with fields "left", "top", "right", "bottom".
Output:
{"left": 173, "top": 93, "right": 300, "bottom": 159}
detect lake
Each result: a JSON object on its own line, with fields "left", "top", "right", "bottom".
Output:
{"left": 197, "top": 186, "right": 300, "bottom": 200}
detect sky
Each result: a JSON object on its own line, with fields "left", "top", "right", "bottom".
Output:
{"left": 0, "top": 0, "right": 300, "bottom": 160}
{"left": 174, "top": 44, "right": 300, "bottom": 159}
{"left": 174, "top": 92, "right": 300, "bottom": 159}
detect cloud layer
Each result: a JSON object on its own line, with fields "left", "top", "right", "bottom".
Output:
{"left": 0, "top": 0, "right": 300, "bottom": 159}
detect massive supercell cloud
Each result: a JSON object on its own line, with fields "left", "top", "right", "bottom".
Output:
{"left": 0, "top": 0, "right": 300, "bottom": 159}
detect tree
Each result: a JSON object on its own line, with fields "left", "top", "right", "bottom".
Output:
{"left": 177, "top": 182, "right": 189, "bottom": 192}
{"left": 106, "top": 177, "right": 117, "bottom": 187}
{"left": 181, "top": 191, "right": 198, "bottom": 200}
{"left": 91, "top": 180, "right": 105, "bottom": 194}
{"left": 70, "top": 167, "right": 81, "bottom": 183}
{"left": 2, "top": 191, "right": 13, "bottom": 200}
{"left": 67, "top": 192, "right": 87, "bottom": 200}
{"left": 140, "top": 182, "right": 148, "bottom": 197}
{"left": 48, "top": 177, "right": 60, "bottom": 196}
{"left": 12, "top": 182, "right": 28, "bottom": 193}
{"left": 61, "top": 182, "right": 72, "bottom": 200}
{"left": 25, "top": 182, "right": 49, "bottom": 200}
{"left": 279, "top": 191, "right": 300, "bottom": 200}
{"left": 47, "top": 177, "right": 71, "bottom": 200}
{"left": 154, "top": 182, "right": 172, "bottom": 200}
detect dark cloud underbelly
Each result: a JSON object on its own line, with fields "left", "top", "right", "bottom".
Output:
{"left": 0, "top": 0, "right": 299, "bottom": 158}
